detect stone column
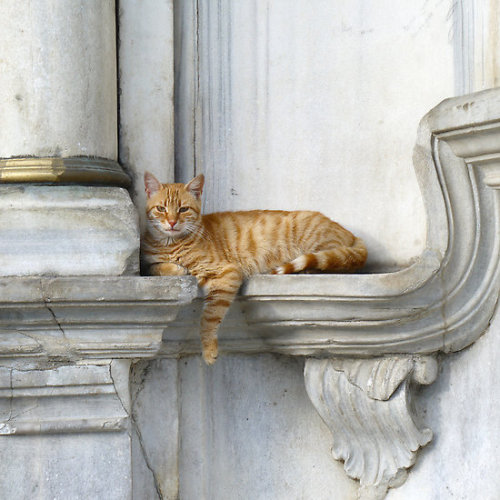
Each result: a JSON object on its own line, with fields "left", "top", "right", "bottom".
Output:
{"left": 0, "top": 0, "right": 139, "bottom": 276}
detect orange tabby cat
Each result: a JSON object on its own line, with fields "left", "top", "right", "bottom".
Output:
{"left": 142, "top": 172, "right": 367, "bottom": 364}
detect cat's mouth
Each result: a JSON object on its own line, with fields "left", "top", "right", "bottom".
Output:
{"left": 164, "top": 227, "right": 183, "bottom": 237}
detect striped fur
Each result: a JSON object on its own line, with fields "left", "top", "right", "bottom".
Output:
{"left": 142, "top": 172, "right": 367, "bottom": 364}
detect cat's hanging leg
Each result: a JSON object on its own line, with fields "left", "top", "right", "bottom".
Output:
{"left": 198, "top": 266, "right": 243, "bottom": 365}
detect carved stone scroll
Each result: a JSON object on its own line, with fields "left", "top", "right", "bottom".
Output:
{"left": 304, "top": 356, "right": 438, "bottom": 500}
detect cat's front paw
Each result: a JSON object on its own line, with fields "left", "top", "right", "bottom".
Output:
{"left": 149, "top": 262, "right": 188, "bottom": 276}
{"left": 202, "top": 339, "right": 218, "bottom": 365}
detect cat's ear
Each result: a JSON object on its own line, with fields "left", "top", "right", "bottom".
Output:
{"left": 144, "top": 171, "right": 162, "bottom": 198}
{"left": 185, "top": 174, "right": 205, "bottom": 200}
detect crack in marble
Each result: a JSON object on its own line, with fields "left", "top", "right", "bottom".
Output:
{"left": 110, "top": 363, "right": 163, "bottom": 499}
{"left": 42, "top": 299, "right": 67, "bottom": 339}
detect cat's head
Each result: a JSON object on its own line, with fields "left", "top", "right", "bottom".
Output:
{"left": 144, "top": 172, "right": 204, "bottom": 241}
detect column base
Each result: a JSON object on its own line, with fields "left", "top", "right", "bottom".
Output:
{"left": 0, "top": 361, "right": 132, "bottom": 499}
{"left": 0, "top": 185, "right": 139, "bottom": 276}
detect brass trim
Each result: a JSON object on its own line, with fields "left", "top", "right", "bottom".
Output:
{"left": 0, "top": 157, "right": 131, "bottom": 187}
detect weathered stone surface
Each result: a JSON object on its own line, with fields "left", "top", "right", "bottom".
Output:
{"left": 177, "top": 354, "right": 359, "bottom": 500}
{"left": 0, "top": 275, "right": 197, "bottom": 364}
{"left": 0, "top": 185, "right": 140, "bottom": 276}
{"left": 0, "top": 361, "right": 132, "bottom": 500}
{"left": 0, "top": 274, "right": 196, "bottom": 500}
{"left": 131, "top": 359, "right": 180, "bottom": 500}
{"left": 0, "top": 0, "right": 117, "bottom": 158}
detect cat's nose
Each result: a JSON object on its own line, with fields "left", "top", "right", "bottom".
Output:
{"left": 167, "top": 220, "right": 177, "bottom": 229}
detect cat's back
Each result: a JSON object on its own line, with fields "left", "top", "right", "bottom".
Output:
{"left": 201, "top": 209, "right": 296, "bottom": 238}
{"left": 203, "top": 209, "right": 348, "bottom": 232}
{"left": 202, "top": 209, "right": 290, "bottom": 225}
{"left": 201, "top": 209, "right": 355, "bottom": 249}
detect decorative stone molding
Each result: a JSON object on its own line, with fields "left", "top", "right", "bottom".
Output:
{"left": 0, "top": 361, "right": 130, "bottom": 436}
{"left": 304, "top": 356, "right": 437, "bottom": 500}
{"left": 0, "top": 157, "right": 131, "bottom": 187}
{"left": 0, "top": 276, "right": 196, "bottom": 497}
{"left": 0, "top": 276, "right": 197, "bottom": 365}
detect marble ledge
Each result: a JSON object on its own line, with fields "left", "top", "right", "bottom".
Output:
{"left": 0, "top": 275, "right": 196, "bottom": 366}
{"left": 0, "top": 266, "right": 435, "bottom": 363}
{"left": 0, "top": 242, "right": 493, "bottom": 364}
{"left": 1, "top": 90, "right": 500, "bottom": 365}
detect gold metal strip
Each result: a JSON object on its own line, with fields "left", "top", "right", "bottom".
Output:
{"left": 0, "top": 157, "right": 131, "bottom": 187}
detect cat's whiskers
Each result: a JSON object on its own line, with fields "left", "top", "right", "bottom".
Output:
{"left": 184, "top": 220, "right": 213, "bottom": 243}
{"left": 147, "top": 218, "right": 166, "bottom": 240}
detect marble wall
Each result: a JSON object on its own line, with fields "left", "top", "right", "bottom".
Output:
{"left": 174, "top": 0, "right": 479, "bottom": 270}
{"left": 121, "top": 1, "right": 500, "bottom": 498}
{"left": 119, "top": 0, "right": 176, "bottom": 230}
{"left": 0, "top": 1, "right": 498, "bottom": 499}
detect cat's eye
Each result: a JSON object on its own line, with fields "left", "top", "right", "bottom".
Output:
{"left": 156, "top": 205, "right": 166, "bottom": 212}
{"left": 178, "top": 207, "right": 189, "bottom": 213}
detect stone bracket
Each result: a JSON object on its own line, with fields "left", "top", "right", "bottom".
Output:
{"left": 304, "top": 356, "right": 438, "bottom": 500}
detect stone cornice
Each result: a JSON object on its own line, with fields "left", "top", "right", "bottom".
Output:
{"left": 0, "top": 276, "right": 196, "bottom": 365}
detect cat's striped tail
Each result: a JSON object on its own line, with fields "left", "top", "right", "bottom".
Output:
{"left": 273, "top": 237, "right": 367, "bottom": 274}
